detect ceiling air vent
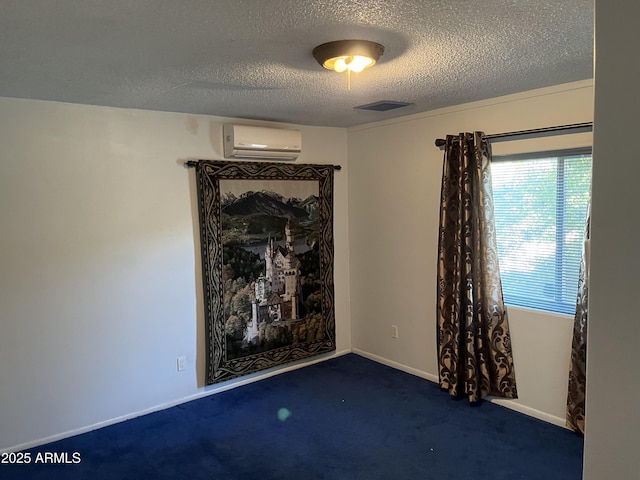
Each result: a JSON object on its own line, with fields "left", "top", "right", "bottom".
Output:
{"left": 354, "top": 100, "right": 414, "bottom": 112}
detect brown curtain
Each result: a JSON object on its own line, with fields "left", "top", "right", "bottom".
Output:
{"left": 567, "top": 203, "right": 590, "bottom": 434}
{"left": 437, "top": 132, "right": 518, "bottom": 402}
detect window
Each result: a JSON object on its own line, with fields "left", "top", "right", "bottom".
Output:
{"left": 491, "top": 149, "right": 592, "bottom": 315}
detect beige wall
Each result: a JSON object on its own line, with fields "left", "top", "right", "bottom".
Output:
{"left": 0, "top": 98, "right": 351, "bottom": 451}
{"left": 347, "top": 80, "right": 594, "bottom": 425}
{"left": 584, "top": 2, "right": 640, "bottom": 478}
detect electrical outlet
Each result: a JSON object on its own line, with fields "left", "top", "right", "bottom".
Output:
{"left": 177, "top": 356, "right": 186, "bottom": 372}
{"left": 391, "top": 325, "right": 398, "bottom": 339}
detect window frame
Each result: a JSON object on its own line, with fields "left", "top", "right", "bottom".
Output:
{"left": 491, "top": 147, "right": 592, "bottom": 315}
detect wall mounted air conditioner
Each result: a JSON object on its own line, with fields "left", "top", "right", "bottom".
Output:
{"left": 223, "top": 124, "right": 302, "bottom": 160}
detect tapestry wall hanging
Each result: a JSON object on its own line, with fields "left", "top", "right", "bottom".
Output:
{"left": 192, "top": 160, "right": 336, "bottom": 385}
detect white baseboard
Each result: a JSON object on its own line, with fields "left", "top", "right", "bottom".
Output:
{"left": 488, "top": 398, "right": 567, "bottom": 428}
{"left": 352, "top": 348, "right": 439, "bottom": 382}
{"left": 5, "top": 347, "right": 568, "bottom": 453}
{"left": 351, "top": 348, "right": 568, "bottom": 429}
{"left": 3, "top": 348, "right": 352, "bottom": 454}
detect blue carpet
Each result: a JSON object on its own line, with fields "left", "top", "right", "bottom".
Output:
{"left": 3, "top": 354, "right": 583, "bottom": 479}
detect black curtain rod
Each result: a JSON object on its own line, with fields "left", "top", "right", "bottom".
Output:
{"left": 184, "top": 160, "right": 341, "bottom": 171}
{"left": 434, "top": 122, "right": 593, "bottom": 148}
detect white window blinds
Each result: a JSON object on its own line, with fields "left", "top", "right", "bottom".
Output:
{"left": 491, "top": 149, "right": 592, "bottom": 315}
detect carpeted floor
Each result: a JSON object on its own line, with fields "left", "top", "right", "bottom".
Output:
{"left": 3, "top": 354, "right": 583, "bottom": 479}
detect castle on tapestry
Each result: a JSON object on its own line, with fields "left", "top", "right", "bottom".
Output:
{"left": 244, "top": 220, "right": 302, "bottom": 345}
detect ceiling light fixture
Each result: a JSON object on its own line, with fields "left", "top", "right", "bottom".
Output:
{"left": 313, "top": 40, "right": 384, "bottom": 90}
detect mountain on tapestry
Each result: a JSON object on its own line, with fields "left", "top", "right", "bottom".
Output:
{"left": 222, "top": 191, "right": 319, "bottom": 221}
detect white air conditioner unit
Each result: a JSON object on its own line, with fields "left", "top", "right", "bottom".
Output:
{"left": 223, "top": 124, "right": 302, "bottom": 160}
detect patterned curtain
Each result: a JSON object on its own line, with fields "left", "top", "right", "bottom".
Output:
{"left": 437, "top": 132, "right": 518, "bottom": 402}
{"left": 567, "top": 202, "right": 590, "bottom": 434}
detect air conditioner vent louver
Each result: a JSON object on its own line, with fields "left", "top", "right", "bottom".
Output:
{"left": 354, "top": 100, "right": 414, "bottom": 112}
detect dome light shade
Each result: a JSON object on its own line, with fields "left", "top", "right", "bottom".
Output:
{"left": 313, "top": 40, "right": 384, "bottom": 89}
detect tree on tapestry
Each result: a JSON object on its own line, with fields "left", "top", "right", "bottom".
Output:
{"left": 192, "top": 161, "right": 336, "bottom": 385}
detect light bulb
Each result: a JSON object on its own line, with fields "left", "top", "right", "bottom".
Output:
{"left": 348, "top": 55, "right": 374, "bottom": 73}
{"left": 333, "top": 57, "right": 347, "bottom": 73}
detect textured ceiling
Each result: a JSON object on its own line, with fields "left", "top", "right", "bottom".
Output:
{"left": 0, "top": 0, "right": 594, "bottom": 128}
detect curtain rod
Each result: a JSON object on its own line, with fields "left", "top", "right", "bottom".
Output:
{"left": 184, "top": 161, "right": 341, "bottom": 171}
{"left": 434, "top": 122, "right": 593, "bottom": 148}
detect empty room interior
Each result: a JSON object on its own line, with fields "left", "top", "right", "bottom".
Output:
{"left": 0, "top": 1, "right": 638, "bottom": 479}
